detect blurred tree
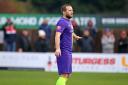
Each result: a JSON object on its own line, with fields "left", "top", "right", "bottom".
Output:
{"left": 0, "top": 0, "right": 128, "bottom": 15}
{"left": 29, "top": 0, "right": 127, "bottom": 15}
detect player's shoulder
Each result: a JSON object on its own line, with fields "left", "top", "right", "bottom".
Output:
{"left": 57, "top": 18, "right": 66, "bottom": 23}
{"left": 56, "top": 18, "right": 67, "bottom": 26}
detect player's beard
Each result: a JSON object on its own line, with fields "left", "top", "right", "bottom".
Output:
{"left": 66, "top": 14, "right": 73, "bottom": 19}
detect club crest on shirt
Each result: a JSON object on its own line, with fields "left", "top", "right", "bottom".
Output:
{"left": 69, "top": 24, "right": 73, "bottom": 33}
{"left": 68, "top": 24, "right": 73, "bottom": 29}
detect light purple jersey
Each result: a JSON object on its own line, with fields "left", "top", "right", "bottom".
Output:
{"left": 56, "top": 17, "right": 73, "bottom": 75}
{"left": 56, "top": 17, "right": 73, "bottom": 52}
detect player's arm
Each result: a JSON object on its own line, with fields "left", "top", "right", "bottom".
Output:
{"left": 72, "top": 32, "right": 82, "bottom": 40}
{"left": 55, "top": 32, "right": 61, "bottom": 57}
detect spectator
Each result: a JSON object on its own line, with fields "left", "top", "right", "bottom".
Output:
{"left": 2, "top": 18, "right": 17, "bottom": 51}
{"left": 72, "top": 20, "right": 82, "bottom": 37}
{"left": 17, "top": 30, "right": 32, "bottom": 52}
{"left": 117, "top": 30, "right": 128, "bottom": 53}
{"left": 39, "top": 19, "right": 52, "bottom": 40}
{"left": 79, "top": 29, "right": 94, "bottom": 52}
{"left": 71, "top": 20, "right": 82, "bottom": 52}
{"left": 34, "top": 30, "right": 49, "bottom": 52}
{"left": 86, "top": 20, "right": 97, "bottom": 38}
{"left": 101, "top": 28, "right": 115, "bottom": 53}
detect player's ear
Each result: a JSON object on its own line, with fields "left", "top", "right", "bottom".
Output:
{"left": 63, "top": 11, "right": 66, "bottom": 15}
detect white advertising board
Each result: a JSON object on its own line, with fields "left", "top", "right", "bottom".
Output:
{"left": 0, "top": 52, "right": 128, "bottom": 73}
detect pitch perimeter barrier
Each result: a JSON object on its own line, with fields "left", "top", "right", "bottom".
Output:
{"left": 0, "top": 52, "right": 128, "bottom": 73}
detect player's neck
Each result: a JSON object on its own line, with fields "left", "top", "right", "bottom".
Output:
{"left": 63, "top": 16, "right": 70, "bottom": 20}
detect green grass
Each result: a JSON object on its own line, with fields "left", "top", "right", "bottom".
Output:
{"left": 0, "top": 70, "right": 128, "bottom": 85}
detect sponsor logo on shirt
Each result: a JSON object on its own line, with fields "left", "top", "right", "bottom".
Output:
{"left": 56, "top": 26, "right": 61, "bottom": 30}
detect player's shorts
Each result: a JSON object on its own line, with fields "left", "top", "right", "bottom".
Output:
{"left": 56, "top": 50, "right": 72, "bottom": 75}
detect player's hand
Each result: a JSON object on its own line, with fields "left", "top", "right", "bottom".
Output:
{"left": 75, "top": 36, "right": 82, "bottom": 40}
{"left": 55, "top": 48, "right": 61, "bottom": 57}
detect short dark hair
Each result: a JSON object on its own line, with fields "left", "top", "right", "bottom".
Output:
{"left": 61, "top": 4, "right": 72, "bottom": 12}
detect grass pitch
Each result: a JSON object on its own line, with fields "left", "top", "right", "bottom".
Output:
{"left": 0, "top": 70, "right": 128, "bottom": 85}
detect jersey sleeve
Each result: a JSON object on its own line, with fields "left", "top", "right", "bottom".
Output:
{"left": 56, "top": 20, "right": 66, "bottom": 33}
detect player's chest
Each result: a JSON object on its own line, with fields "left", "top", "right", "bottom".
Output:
{"left": 65, "top": 23, "right": 73, "bottom": 33}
